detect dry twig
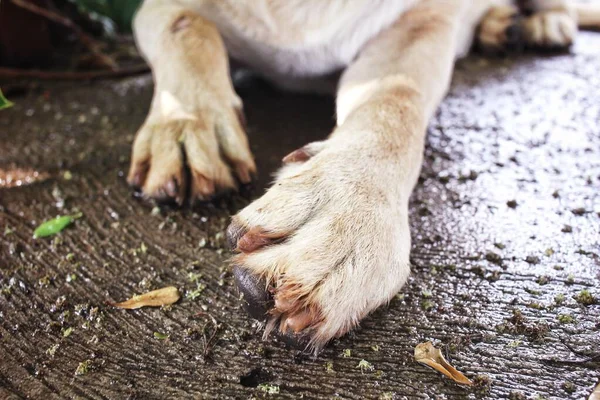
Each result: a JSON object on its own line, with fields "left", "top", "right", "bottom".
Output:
{"left": 193, "top": 311, "right": 220, "bottom": 358}
{"left": 0, "top": 65, "right": 149, "bottom": 80}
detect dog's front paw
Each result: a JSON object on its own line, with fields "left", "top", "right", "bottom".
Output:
{"left": 127, "top": 93, "right": 255, "bottom": 205}
{"left": 227, "top": 136, "right": 412, "bottom": 351}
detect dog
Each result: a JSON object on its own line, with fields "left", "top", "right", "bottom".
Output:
{"left": 128, "top": 0, "right": 600, "bottom": 351}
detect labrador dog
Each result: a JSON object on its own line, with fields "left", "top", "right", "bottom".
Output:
{"left": 128, "top": 0, "right": 600, "bottom": 351}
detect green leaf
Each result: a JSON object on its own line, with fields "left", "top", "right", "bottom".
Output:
{"left": 258, "top": 384, "right": 280, "bottom": 394}
{"left": 71, "top": 0, "right": 143, "bottom": 32}
{"left": 0, "top": 89, "right": 13, "bottom": 110}
{"left": 33, "top": 212, "right": 83, "bottom": 239}
{"left": 153, "top": 332, "right": 169, "bottom": 340}
{"left": 75, "top": 359, "right": 92, "bottom": 376}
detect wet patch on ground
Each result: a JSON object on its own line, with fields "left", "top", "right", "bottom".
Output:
{"left": 1, "top": 33, "right": 599, "bottom": 399}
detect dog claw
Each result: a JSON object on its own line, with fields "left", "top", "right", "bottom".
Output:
{"left": 191, "top": 172, "right": 216, "bottom": 200}
{"left": 127, "top": 162, "right": 149, "bottom": 188}
{"left": 234, "top": 162, "right": 254, "bottom": 184}
{"left": 232, "top": 265, "right": 272, "bottom": 320}
{"left": 165, "top": 178, "right": 176, "bottom": 197}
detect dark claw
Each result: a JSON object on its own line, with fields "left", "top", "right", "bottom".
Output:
{"left": 516, "top": 0, "right": 535, "bottom": 16}
{"left": 227, "top": 221, "right": 248, "bottom": 250}
{"left": 232, "top": 266, "right": 272, "bottom": 320}
{"left": 505, "top": 23, "right": 522, "bottom": 47}
{"left": 276, "top": 330, "right": 311, "bottom": 350}
{"left": 152, "top": 190, "right": 181, "bottom": 207}
{"left": 504, "top": 14, "right": 525, "bottom": 53}
{"left": 128, "top": 172, "right": 143, "bottom": 188}
{"left": 233, "top": 265, "right": 314, "bottom": 350}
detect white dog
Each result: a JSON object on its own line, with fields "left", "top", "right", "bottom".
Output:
{"left": 129, "top": 0, "right": 600, "bottom": 351}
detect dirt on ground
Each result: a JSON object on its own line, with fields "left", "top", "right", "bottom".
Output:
{"left": 0, "top": 33, "right": 599, "bottom": 399}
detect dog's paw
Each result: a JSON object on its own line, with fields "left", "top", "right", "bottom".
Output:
{"left": 127, "top": 93, "right": 255, "bottom": 205}
{"left": 227, "top": 135, "right": 411, "bottom": 351}
{"left": 478, "top": 5, "right": 576, "bottom": 53}
{"left": 522, "top": 10, "right": 576, "bottom": 48}
{"left": 477, "top": 5, "right": 522, "bottom": 53}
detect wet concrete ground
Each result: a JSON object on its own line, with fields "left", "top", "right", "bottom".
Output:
{"left": 1, "top": 32, "right": 599, "bottom": 399}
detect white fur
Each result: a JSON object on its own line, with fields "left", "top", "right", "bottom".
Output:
{"left": 164, "top": 0, "right": 415, "bottom": 78}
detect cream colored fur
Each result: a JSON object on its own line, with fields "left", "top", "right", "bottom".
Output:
{"left": 130, "top": 0, "right": 599, "bottom": 349}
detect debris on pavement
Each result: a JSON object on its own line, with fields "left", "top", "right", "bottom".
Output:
{"left": 415, "top": 341, "right": 473, "bottom": 385}
{"left": 33, "top": 212, "right": 83, "bottom": 238}
{"left": 111, "top": 286, "right": 180, "bottom": 309}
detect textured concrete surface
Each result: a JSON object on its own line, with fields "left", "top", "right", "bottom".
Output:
{"left": 1, "top": 32, "right": 599, "bottom": 399}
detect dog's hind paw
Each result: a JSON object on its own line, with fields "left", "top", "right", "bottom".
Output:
{"left": 478, "top": 5, "right": 576, "bottom": 53}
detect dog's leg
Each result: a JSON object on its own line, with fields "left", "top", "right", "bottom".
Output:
{"left": 575, "top": 2, "right": 600, "bottom": 30}
{"left": 128, "top": 0, "right": 255, "bottom": 204}
{"left": 227, "top": 0, "right": 480, "bottom": 350}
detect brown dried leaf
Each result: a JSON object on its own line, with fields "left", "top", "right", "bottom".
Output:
{"left": 112, "top": 286, "right": 180, "bottom": 309}
{"left": 590, "top": 383, "right": 600, "bottom": 400}
{"left": 414, "top": 341, "right": 473, "bottom": 385}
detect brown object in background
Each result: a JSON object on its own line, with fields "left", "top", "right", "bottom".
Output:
{"left": 0, "top": 0, "right": 54, "bottom": 68}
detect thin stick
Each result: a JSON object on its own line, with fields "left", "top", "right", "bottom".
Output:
{"left": 0, "top": 65, "right": 149, "bottom": 80}
{"left": 10, "top": 0, "right": 118, "bottom": 70}
{"left": 192, "top": 311, "right": 220, "bottom": 357}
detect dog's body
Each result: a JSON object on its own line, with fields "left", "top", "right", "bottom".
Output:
{"left": 154, "top": 0, "right": 420, "bottom": 87}
{"left": 130, "top": 0, "right": 599, "bottom": 350}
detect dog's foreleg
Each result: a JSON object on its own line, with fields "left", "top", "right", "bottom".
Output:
{"left": 227, "top": 0, "right": 483, "bottom": 349}
{"left": 129, "top": 0, "right": 255, "bottom": 204}
{"left": 336, "top": 0, "right": 474, "bottom": 138}
{"left": 574, "top": 2, "right": 600, "bottom": 30}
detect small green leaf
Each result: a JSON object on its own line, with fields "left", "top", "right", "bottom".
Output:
{"left": 325, "top": 361, "right": 334, "bottom": 373}
{"left": 185, "top": 283, "right": 206, "bottom": 301}
{"left": 356, "top": 359, "right": 374, "bottom": 373}
{"left": 75, "top": 359, "right": 92, "bottom": 376}
{"left": 257, "top": 384, "right": 280, "bottom": 394}
{"left": 0, "top": 89, "right": 13, "bottom": 110}
{"left": 153, "top": 332, "right": 169, "bottom": 340}
{"left": 33, "top": 212, "right": 83, "bottom": 239}
{"left": 46, "top": 343, "right": 59, "bottom": 356}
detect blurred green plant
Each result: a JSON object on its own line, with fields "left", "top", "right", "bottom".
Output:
{"left": 0, "top": 89, "right": 13, "bottom": 110}
{"left": 69, "top": 0, "right": 142, "bottom": 33}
